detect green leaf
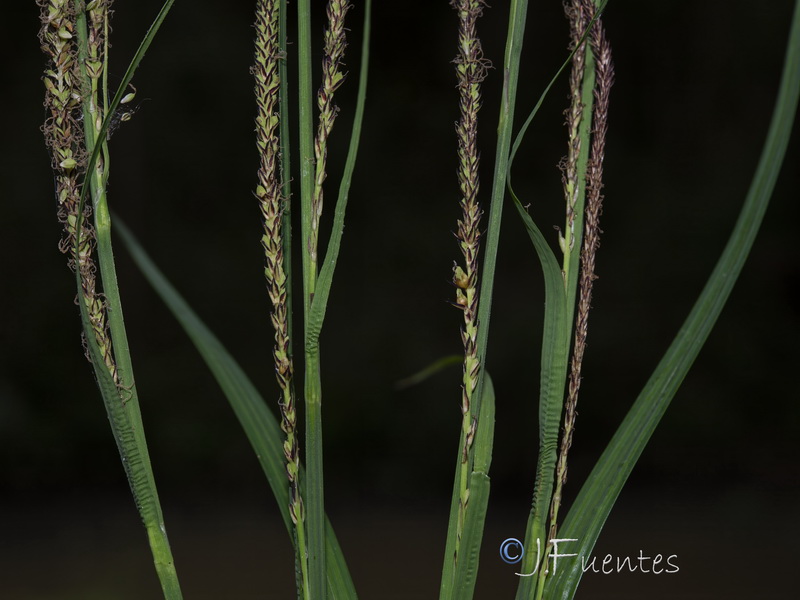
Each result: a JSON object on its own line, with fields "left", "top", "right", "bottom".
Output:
{"left": 453, "top": 472, "right": 490, "bottom": 599}
{"left": 470, "top": 0, "right": 529, "bottom": 444}
{"left": 278, "top": 0, "right": 294, "bottom": 366}
{"left": 452, "top": 374, "right": 496, "bottom": 600}
{"left": 472, "top": 373, "right": 496, "bottom": 475}
{"left": 510, "top": 198, "right": 570, "bottom": 600}
{"left": 545, "top": 2, "right": 800, "bottom": 598}
{"left": 114, "top": 219, "right": 358, "bottom": 599}
{"left": 440, "top": 374, "right": 496, "bottom": 600}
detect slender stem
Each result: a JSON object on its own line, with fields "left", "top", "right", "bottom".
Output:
{"left": 472, "top": 0, "right": 529, "bottom": 421}
{"left": 558, "top": 1, "right": 592, "bottom": 295}
{"left": 278, "top": 0, "right": 294, "bottom": 364}
{"left": 298, "top": 0, "right": 315, "bottom": 325}
{"left": 303, "top": 349, "right": 325, "bottom": 599}
{"left": 297, "top": 2, "right": 324, "bottom": 597}
{"left": 301, "top": 5, "right": 353, "bottom": 598}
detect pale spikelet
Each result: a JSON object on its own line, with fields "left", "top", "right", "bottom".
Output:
{"left": 451, "top": 0, "right": 489, "bottom": 558}
{"left": 39, "top": 0, "right": 118, "bottom": 383}
{"left": 253, "top": 0, "right": 303, "bottom": 526}
{"left": 82, "top": 0, "right": 113, "bottom": 142}
{"left": 39, "top": 0, "right": 85, "bottom": 264}
{"left": 309, "top": 0, "right": 352, "bottom": 268}
{"left": 558, "top": 0, "right": 592, "bottom": 261}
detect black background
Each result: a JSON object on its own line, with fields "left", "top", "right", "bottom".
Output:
{"left": 2, "top": 1, "right": 799, "bottom": 598}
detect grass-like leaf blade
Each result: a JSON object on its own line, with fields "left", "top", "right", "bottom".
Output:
{"left": 115, "top": 219, "right": 358, "bottom": 598}
{"left": 439, "top": 373, "right": 496, "bottom": 600}
{"left": 452, "top": 374, "right": 496, "bottom": 600}
{"left": 510, "top": 198, "right": 570, "bottom": 600}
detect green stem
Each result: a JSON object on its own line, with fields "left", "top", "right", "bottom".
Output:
{"left": 303, "top": 346, "right": 326, "bottom": 599}
{"left": 297, "top": 3, "right": 325, "bottom": 597}
{"left": 472, "top": 0, "right": 529, "bottom": 426}
{"left": 298, "top": 0, "right": 317, "bottom": 320}
{"left": 278, "top": 0, "right": 294, "bottom": 364}
{"left": 562, "top": 49, "right": 595, "bottom": 314}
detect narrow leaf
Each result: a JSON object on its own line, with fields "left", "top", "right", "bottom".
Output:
{"left": 440, "top": 373, "right": 496, "bottom": 600}
{"left": 470, "top": 0, "right": 529, "bottom": 440}
{"left": 510, "top": 198, "right": 570, "bottom": 600}
{"left": 115, "top": 219, "right": 358, "bottom": 598}
{"left": 452, "top": 374, "right": 496, "bottom": 600}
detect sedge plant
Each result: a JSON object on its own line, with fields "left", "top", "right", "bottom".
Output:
{"left": 38, "top": 0, "right": 800, "bottom": 599}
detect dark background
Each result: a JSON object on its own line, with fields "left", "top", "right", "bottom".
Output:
{"left": 2, "top": 1, "right": 799, "bottom": 598}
